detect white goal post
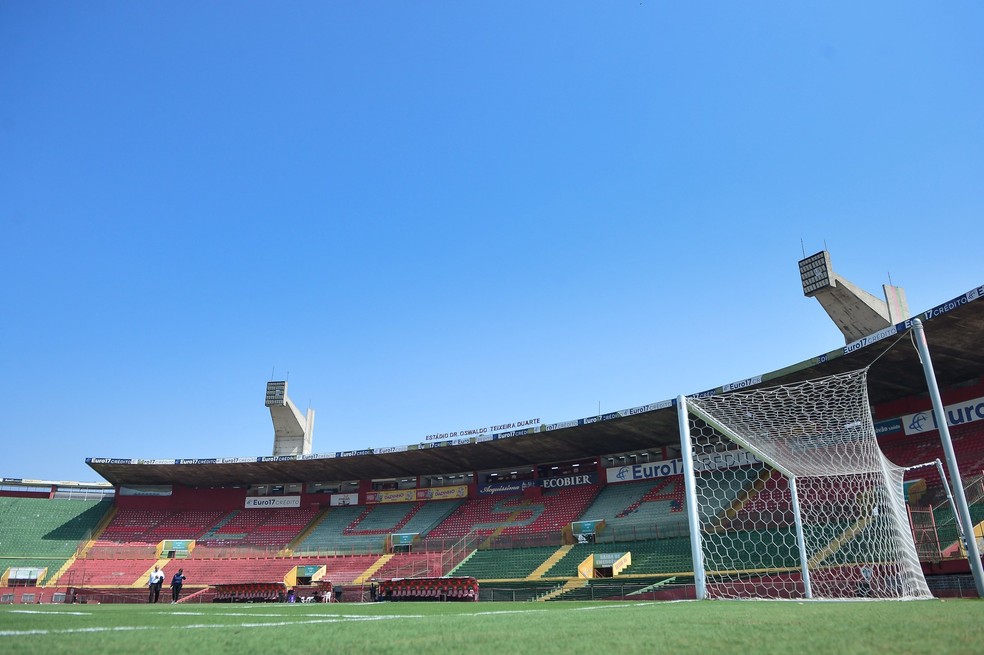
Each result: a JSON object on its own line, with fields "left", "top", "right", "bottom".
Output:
{"left": 677, "top": 369, "right": 932, "bottom": 600}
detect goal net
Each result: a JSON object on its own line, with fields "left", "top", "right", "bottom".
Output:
{"left": 678, "top": 369, "right": 932, "bottom": 600}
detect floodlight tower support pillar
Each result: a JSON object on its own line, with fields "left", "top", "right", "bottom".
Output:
{"left": 911, "top": 318, "right": 984, "bottom": 597}
{"left": 677, "top": 395, "right": 707, "bottom": 600}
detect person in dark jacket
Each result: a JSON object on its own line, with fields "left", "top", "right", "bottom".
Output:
{"left": 170, "top": 568, "right": 187, "bottom": 603}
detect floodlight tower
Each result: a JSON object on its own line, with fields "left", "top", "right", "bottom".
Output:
{"left": 798, "top": 250, "right": 909, "bottom": 343}
{"left": 265, "top": 381, "right": 315, "bottom": 456}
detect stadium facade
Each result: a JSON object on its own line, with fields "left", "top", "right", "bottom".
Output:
{"left": 3, "top": 256, "right": 983, "bottom": 603}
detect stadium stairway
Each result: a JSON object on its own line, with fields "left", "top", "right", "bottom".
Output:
{"left": 714, "top": 467, "right": 773, "bottom": 529}
{"left": 526, "top": 545, "right": 573, "bottom": 580}
{"left": 352, "top": 554, "right": 394, "bottom": 584}
{"left": 447, "top": 549, "right": 477, "bottom": 576}
{"left": 479, "top": 507, "right": 530, "bottom": 548}
{"left": 47, "top": 504, "right": 122, "bottom": 586}
{"left": 45, "top": 556, "right": 81, "bottom": 588}
{"left": 346, "top": 502, "right": 424, "bottom": 535}
{"left": 131, "top": 559, "right": 171, "bottom": 588}
{"left": 282, "top": 506, "right": 332, "bottom": 554}
{"left": 540, "top": 543, "right": 595, "bottom": 578}
{"left": 537, "top": 579, "right": 587, "bottom": 601}
{"left": 293, "top": 505, "right": 381, "bottom": 553}
{"left": 371, "top": 552, "right": 446, "bottom": 579}
{"left": 76, "top": 505, "right": 118, "bottom": 557}
{"left": 451, "top": 546, "right": 560, "bottom": 580}
{"left": 178, "top": 587, "right": 209, "bottom": 604}
{"left": 0, "top": 497, "right": 114, "bottom": 587}
{"left": 198, "top": 510, "right": 241, "bottom": 542}
{"left": 807, "top": 516, "right": 874, "bottom": 569}
{"left": 57, "top": 558, "right": 164, "bottom": 587}
{"left": 580, "top": 481, "right": 651, "bottom": 522}
{"left": 615, "top": 478, "right": 676, "bottom": 518}
{"left": 941, "top": 519, "right": 984, "bottom": 558}
{"left": 478, "top": 580, "right": 560, "bottom": 602}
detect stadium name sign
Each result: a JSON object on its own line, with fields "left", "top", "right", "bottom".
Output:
{"left": 424, "top": 418, "right": 540, "bottom": 441}
{"left": 607, "top": 450, "right": 762, "bottom": 483}
{"left": 902, "top": 394, "right": 984, "bottom": 436}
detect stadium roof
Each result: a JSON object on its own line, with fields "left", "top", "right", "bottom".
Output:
{"left": 87, "top": 285, "right": 984, "bottom": 488}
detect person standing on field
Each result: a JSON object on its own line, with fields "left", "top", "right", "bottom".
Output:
{"left": 148, "top": 566, "right": 165, "bottom": 603}
{"left": 170, "top": 568, "right": 187, "bottom": 603}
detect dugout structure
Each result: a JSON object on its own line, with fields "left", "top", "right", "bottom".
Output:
{"left": 677, "top": 369, "right": 932, "bottom": 600}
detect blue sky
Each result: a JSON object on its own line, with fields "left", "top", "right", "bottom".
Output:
{"left": 1, "top": 2, "right": 981, "bottom": 483}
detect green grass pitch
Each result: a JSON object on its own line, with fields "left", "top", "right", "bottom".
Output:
{"left": 1, "top": 600, "right": 982, "bottom": 655}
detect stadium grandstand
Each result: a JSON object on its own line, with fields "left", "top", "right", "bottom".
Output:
{"left": 2, "top": 251, "right": 984, "bottom": 605}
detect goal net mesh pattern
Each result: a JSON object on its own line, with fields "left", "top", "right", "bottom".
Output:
{"left": 683, "top": 369, "right": 932, "bottom": 599}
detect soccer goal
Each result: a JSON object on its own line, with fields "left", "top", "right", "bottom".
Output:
{"left": 677, "top": 369, "right": 932, "bottom": 600}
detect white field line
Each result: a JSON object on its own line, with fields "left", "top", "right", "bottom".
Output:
{"left": 0, "top": 602, "right": 618, "bottom": 638}
{"left": 574, "top": 602, "right": 657, "bottom": 610}
{"left": 0, "top": 626, "right": 155, "bottom": 637}
{"left": 0, "top": 613, "right": 422, "bottom": 638}
{"left": 467, "top": 610, "right": 549, "bottom": 616}
{"left": 165, "top": 611, "right": 410, "bottom": 618}
{"left": 7, "top": 610, "right": 93, "bottom": 616}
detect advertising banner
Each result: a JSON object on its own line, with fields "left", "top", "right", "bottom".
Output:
{"left": 478, "top": 480, "right": 537, "bottom": 496}
{"left": 338, "top": 449, "right": 373, "bottom": 457}
{"left": 545, "top": 420, "right": 579, "bottom": 430}
{"left": 874, "top": 418, "right": 903, "bottom": 437}
{"left": 245, "top": 496, "right": 301, "bottom": 509}
{"left": 607, "top": 450, "right": 761, "bottom": 483}
{"left": 330, "top": 493, "right": 359, "bottom": 507}
{"left": 722, "top": 375, "right": 763, "bottom": 393}
{"left": 625, "top": 400, "right": 673, "bottom": 416}
{"left": 119, "top": 485, "right": 173, "bottom": 497}
{"left": 366, "top": 489, "right": 416, "bottom": 504}
{"left": 299, "top": 453, "right": 336, "bottom": 461}
{"left": 367, "top": 485, "right": 469, "bottom": 504}
{"left": 420, "top": 485, "right": 468, "bottom": 501}
{"left": 902, "top": 394, "right": 984, "bottom": 436}
{"left": 537, "top": 472, "right": 598, "bottom": 489}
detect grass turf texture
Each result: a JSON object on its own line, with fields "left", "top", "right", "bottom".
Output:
{"left": 1, "top": 600, "right": 982, "bottom": 655}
